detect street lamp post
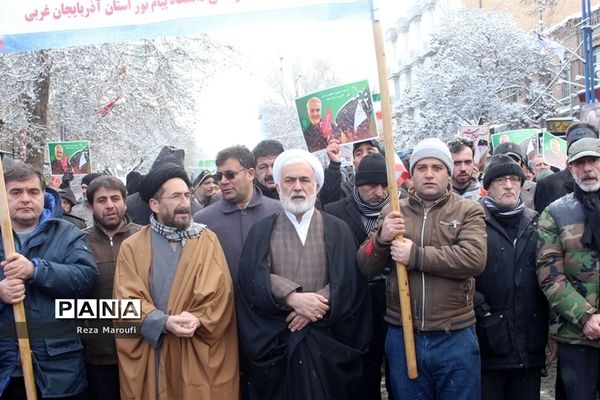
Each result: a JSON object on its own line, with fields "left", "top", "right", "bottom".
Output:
{"left": 582, "top": 0, "right": 596, "bottom": 103}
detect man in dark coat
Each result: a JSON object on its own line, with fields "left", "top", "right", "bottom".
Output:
{"left": 475, "top": 155, "right": 548, "bottom": 399}
{"left": 252, "top": 139, "right": 284, "bottom": 200}
{"left": 236, "top": 149, "right": 371, "bottom": 399}
{"left": 324, "top": 153, "right": 390, "bottom": 400}
{"left": 534, "top": 122, "right": 599, "bottom": 212}
{"left": 0, "top": 162, "right": 99, "bottom": 399}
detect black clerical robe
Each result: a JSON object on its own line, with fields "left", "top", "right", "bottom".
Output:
{"left": 236, "top": 212, "right": 372, "bottom": 400}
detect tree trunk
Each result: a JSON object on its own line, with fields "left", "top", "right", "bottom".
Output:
{"left": 22, "top": 50, "right": 50, "bottom": 168}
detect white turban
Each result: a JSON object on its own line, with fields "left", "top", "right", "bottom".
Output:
{"left": 273, "top": 149, "right": 325, "bottom": 188}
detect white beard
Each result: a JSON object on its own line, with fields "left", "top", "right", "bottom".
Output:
{"left": 280, "top": 191, "right": 316, "bottom": 216}
{"left": 572, "top": 172, "right": 600, "bottom": 192}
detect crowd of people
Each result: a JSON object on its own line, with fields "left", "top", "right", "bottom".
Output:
{"left": 0, "top": 121, "right": 599, "bottom": 399}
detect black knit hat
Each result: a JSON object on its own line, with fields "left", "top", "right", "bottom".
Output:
{"left": 483, "top": 154, "right": 525, "bottom": 190}
{"left": 81, "top": 173, "right": 101, "bottom": 186}
{"left": 192, "top": 170, "right": 213, "bottom": 188}
{"left": 138, "top": 162, "right": 191, "bottom": 203}
{"left": 355, "top": 153, "right": 387, "bottom": 187}
{"left": 492, "top": 142, "right": 526, "bottom": 164}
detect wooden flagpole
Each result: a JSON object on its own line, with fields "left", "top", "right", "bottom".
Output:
{"left": 0, "top": 159, "right": 38, "bottom": 399}
{"left": 372, "top": 9, "right": 418, "bottom": 379}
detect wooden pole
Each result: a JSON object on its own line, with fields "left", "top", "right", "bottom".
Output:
{"left": 372, "top": 15, "right": 418, "bottom": 379}
{"left": 0, "top": 160, "right": 38, "bottom": 399}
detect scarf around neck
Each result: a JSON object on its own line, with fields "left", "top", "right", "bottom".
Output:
{"left": 352, "top": 186, "right": 390, "bottom": 233}
{"left": 574, "top": 185, "right": 600, "bottom": 253}
{"left": 150, "top": 214, "right": 206, "bottom": 246}
{"left": 483, "top": 196, "right": 525, "bottom": 228}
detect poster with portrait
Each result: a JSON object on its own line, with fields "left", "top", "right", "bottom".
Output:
{"left": 458, "top": 125, "right": 490, "bottom": 165}
{"left": 491, "top": 129, "right": 540, "bottom": 163}
{"left": 541, "top": 131, "right": 567, "bottom": 169}
{"left": 48, "top": 141, "right": 92, "bottom": 176}
{"left": 295, "top": 80, "right": 378, "bottom": 153}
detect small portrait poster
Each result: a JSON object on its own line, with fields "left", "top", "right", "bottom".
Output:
{"left": 459, "top": 125, "right": 490, "bottom": 165}
{"left": 295, "top": 80, "right": 378, "bottom": 153}
{"left": 491, "top": 129, "right": 539, "bottom": 162}
{"left": 541, "top": 131, "right": 567, "bottom": 169}
{"left": 48, "top": 141, "right": 92, "bottom": 175}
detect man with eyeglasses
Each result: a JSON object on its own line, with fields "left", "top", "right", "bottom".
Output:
{"left": 193, "top": 145, "right": 281, "bottom": 283}
{"left": 475, "top": 154, "right": 548, "bottom": 399}
{"left": 114, "top": 162, "right": 239, "bottom": 399}
{"left": 447, "top": 137, "right": 481, "bottom": 201}
{"left": 492, "top": 142, "right": 536, "bottom": 210}
{"left": 537, "top": 138, "right": 600, "bottom": 400}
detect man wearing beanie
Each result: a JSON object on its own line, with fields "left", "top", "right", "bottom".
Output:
{"left": 475, "top": 154, "right": 548, "bottom": 399}
{"left": 538, "top": 138, "right": 600, "bottom": 399}
{"left": 358, "top": 137, "right": 487, "bottom": 399}
{"left": 114, "top": 162, "right": 239, "bottom": 399}
{"left": 534, "top": 121, "right": 599, "bottom": 212}
{"left": 493, "top": 142, "right": 536, "bottom": 209}
{"left": 319, "top": 139, "right": 382, "bottom": 206}
{"left": 191, "top": 169, "right": 218, "bottom": 209}
{"left": 325, "top": 153, "right": 391, "bottom": 400}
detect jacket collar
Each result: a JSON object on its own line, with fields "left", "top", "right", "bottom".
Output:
{"left": 220, "top": 186, "right": 264, "bottom": 214}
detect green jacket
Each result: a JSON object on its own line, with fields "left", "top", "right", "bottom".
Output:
{"left": 537, "top": 193, "right": 600, "bottom": 347}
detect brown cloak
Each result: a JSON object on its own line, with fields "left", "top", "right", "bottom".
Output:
{"left": 114, "top": 226, "right": 239, "bottom": 400}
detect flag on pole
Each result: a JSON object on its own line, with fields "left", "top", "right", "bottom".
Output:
{"left": 533, "top": 31, "right": 565, "bottom": 60}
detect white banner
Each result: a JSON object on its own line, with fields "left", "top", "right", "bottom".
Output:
{"left": 1, "top": 0, "right": 370, "bottom": 52}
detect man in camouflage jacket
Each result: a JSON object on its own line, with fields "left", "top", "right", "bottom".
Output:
{"left": 537, "top": 137, "right": 600, "bottom": 400}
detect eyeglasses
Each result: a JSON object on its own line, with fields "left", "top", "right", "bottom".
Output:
{"left": 492, "top": 176, "right": 521, "bottom": 185}
{"left": 157, "top": 191, "right": 193, "bottom": 202}
{"left": 214, "top": 168, "right": 247, "bottom": 182}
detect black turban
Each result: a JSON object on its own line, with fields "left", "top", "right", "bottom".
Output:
{"left": 138, "top": 162, "right": 191, "bottom": 203}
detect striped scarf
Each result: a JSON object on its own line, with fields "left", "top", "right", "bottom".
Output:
{"left": 352, "top": 187, "right": 390, "bottom": 234}
{"left": 150, "top": 214, "right": 206, "bottom": 246}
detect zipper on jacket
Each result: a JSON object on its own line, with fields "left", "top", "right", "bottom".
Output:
{"left": 420, "top": 208, "right": 429, "bottom": 330}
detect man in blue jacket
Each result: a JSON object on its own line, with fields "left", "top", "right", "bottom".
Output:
{"left": 0, "top": 162, "right": 99, "bottom": 399}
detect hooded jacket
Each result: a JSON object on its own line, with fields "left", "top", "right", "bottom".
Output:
{"left": 0, "top": 188, "right": 99, "bottom": 397}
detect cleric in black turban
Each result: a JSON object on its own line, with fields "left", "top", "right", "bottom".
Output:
{"left": 138, "top": 162, "right": 191, "bottom": 203}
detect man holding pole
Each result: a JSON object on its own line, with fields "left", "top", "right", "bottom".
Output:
{"left": 0, "top": 162, "right": 99, "bottom": 399}
{"left": 357, "top": 138, "right": 487, "bottom": 400}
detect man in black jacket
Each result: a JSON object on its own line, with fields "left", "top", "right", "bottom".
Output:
{"left": 475, "top": 154, "right": 548, "bottom": 399}
{"left": 534, "top": 122, "right": 598, "bottom": 212}
{"left": 252, "top": 139, "right": 284, "bottom": 200}
{"left": 324, "top": 152, "right": 390, "bottom": 400}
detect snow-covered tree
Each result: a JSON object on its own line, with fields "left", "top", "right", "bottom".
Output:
{"left": 0, "top": 36, "right": 237, "bottom": 173}
{"left": 394, "top": 8, "right": 559, "bottom": 147}
{"left": 260, "top": 59, "right": 340, "bottom": 150}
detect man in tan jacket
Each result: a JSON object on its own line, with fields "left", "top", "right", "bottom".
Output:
{"left": 114, "top": 162, "right": 238, "bottom": 400}
{"left": 358, "top": 138, "right": 487, "bottom": 400}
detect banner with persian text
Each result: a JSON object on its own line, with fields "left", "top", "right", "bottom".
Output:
{"left": 0, "top": 0, "right": 370, "bottom": 52}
